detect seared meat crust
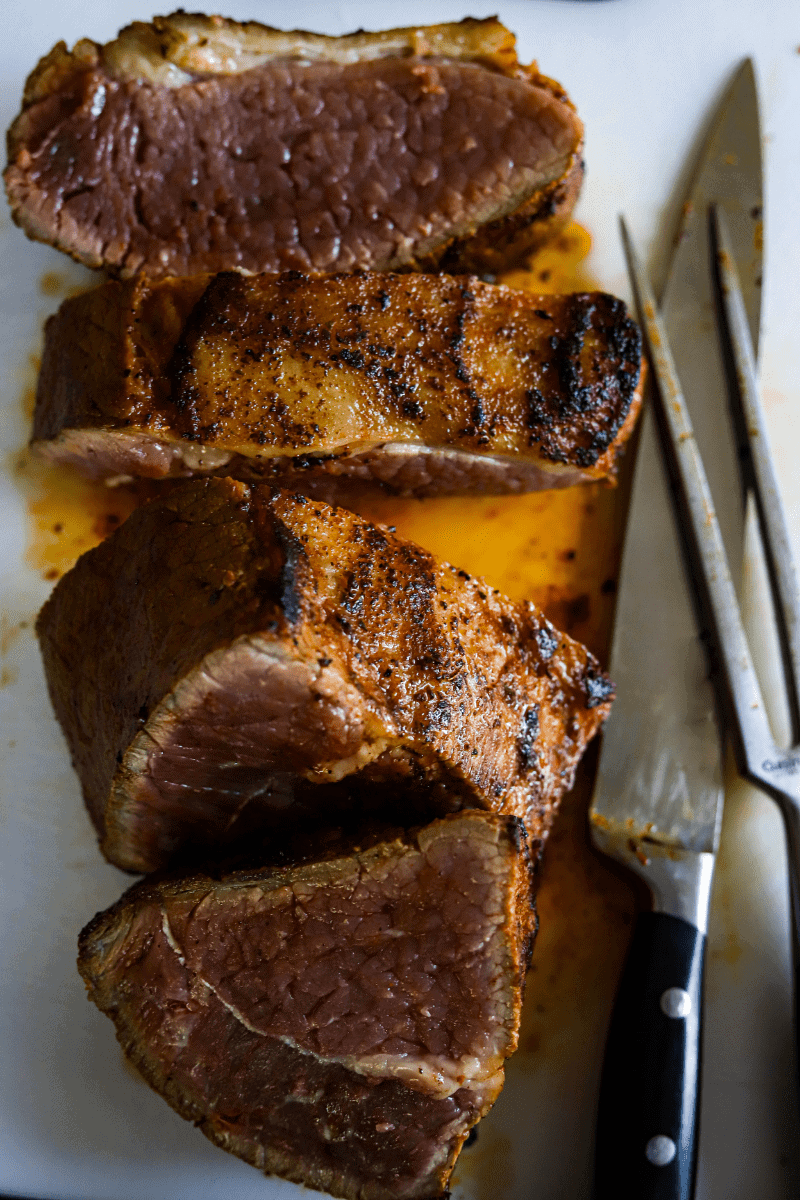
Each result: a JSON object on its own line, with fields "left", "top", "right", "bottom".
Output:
{"left": 33, "top": 271, "right": 643, "bottom": 498}
{"left": 78, "top": 811, "right": 534, "bottom": 1199}
{"left": 37, "top": 479, "right": 613, "bottom": 873}
{"left": 5, "top": 15, "right": 583, "bottom": 278}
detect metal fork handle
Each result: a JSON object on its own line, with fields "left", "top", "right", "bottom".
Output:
{"left": 619, "top": 219, "right": 775, "bottom": 774}
{"left": 710, "top": 212, "right": 800, "bottom": 1057}
{"left": 711, "top": 205, "right": 800, "bottom": 745}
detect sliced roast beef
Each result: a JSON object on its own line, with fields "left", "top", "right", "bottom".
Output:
{"left": 36, "top": 479, "right": 612, "bottom": 873}
{"left": 78, "top": 811, "right": 534, "bottom": 1199}
{"left": 5, "top": 14, "right": 583, "bottom": 279}
{"left": 32, "top": 271, "right": 643, "bottom": 499}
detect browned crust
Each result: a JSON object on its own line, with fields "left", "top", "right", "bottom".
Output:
{"left": 5, "top": 15, "right": 583, "bottom": 278}
{"left": 32, "top": 271, "right": 642, "bottom": 496}
{"left": 37, "top": 479, "right": 613, "bottom": 873}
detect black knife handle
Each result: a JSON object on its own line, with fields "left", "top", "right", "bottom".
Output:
{"left": 593, "top": 911, "right": 705, "bottom": 1200}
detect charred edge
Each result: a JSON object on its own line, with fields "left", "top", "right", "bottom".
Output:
{"left": 535, "top": 623, "right": 559, "bottom": 660}
{"left": 505, "top": 814, "right": 529, "bottom": 859}
{"left": 272, "top": 519, "right": 309, "bottom": 627}
{"left": 588, "top": 292, "right": 643, "bottom": 447}
{"left": 165, "top": 275, "right": 248, "bottom": 434}
{"left": 524, "top": 299, "right": 597, "bottom": 461}
{"left": 583, "top": 668, "right": 614, "bottom": 709}
{"left": 517, "top": 705, "right": 540, "bottom": 769}
{"left": 524, "top": 898, "right": 540, "bottom": 969}
{"left": 551, "top": 294, "right": 596, "bottom": 443}
{"left": 525, "top": 292, "right": 643, "bottom": 467}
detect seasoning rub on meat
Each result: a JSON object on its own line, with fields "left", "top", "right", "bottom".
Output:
{"left": 5, "top": 14, "right": 583, "bottom": 279}
{"left": 33, "top": 271, "right": 643, "bottom": 499}
{"left": 37, "top": 479, "right": 613, "bottom": 874}
{"left": 78, "top": 811, "right": 534, "bottom": 1199}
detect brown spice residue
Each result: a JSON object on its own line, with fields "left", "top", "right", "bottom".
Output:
{"left": 38, "top": 269, "right": 94, "bottom": 301}
{"left": 14, "top": 447, "right": 143, "bottom": 579}
{"left": 21, "top": 352, "right": 41, "bottom": 418}
{"left": 0, "top": 615, "right": 28, "bottom": 657}
{"left": 39, "top": 271, "right": 65, "bottom": 296}
{"left": 0, "top": 616, "right": 29, "bottom": 688}
{"left": 0, "top": 665, "right": 19, "bottom": 688}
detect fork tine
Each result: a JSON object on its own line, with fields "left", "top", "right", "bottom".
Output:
{"left": 619, "top": 216, "right": 775, "bottom": 783}
{"left": 711, "top": 203, "right": 800, "bottom": 746}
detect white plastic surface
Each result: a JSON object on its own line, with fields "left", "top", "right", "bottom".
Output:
{"left": 1, "top": 2, "right": 799, "bottom": 1198}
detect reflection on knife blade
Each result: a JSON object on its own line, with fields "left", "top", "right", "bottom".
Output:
{"left": 591, "top": 55, "right": 762, "bottom": 896}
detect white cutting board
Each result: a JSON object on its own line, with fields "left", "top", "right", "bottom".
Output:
{"left": 1, "top": 1, "right": 799, "bottom": 1197}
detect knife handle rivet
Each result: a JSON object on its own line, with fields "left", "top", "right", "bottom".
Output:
{"left": 660, "top": 986, "right": 692, "bottom": 1018}
{"left": 645, "top": 1135, "right": 677, "bottom": 1167}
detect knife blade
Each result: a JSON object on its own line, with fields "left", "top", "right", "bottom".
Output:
{"left": 589, "top": 61, "right": 763, "bottom": 1200}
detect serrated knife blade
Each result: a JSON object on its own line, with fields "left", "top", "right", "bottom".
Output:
{"left": 589, "top": 61, "right": 763, "bottom": 1200}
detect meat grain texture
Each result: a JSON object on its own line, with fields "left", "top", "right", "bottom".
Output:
{"left": 5, "top": 14, "right": 583, "bottom": 278}
{"left": 78, "top": 811, "right": 534, "bottom": 1199}
{"left": 33, "top": 271, "right": 643, "bottom": 499}
{"left": 37, "top": 479, "right": 613, "bottom": 874}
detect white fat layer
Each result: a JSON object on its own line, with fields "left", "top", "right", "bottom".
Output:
{"left": 160, "top": 911, "right": 186, "bottom": 966}
{"left": 100, "top": 16, "right": 515, "bottom": 88}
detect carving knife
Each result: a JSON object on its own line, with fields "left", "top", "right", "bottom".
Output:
{"left": 589, "top": 61, "right": 763, "bottom": 1200}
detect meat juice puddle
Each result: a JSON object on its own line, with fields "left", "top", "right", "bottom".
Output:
{"left": 17, "top": 226, "right": 637, "bottom": 1195}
